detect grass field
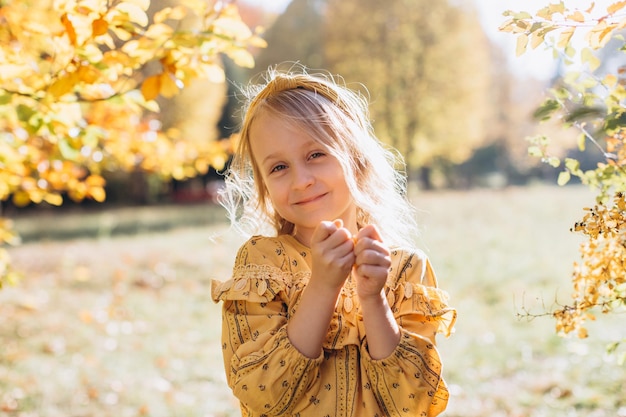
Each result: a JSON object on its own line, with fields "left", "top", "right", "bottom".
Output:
{"left": 1, "top": 185, "right": 624, "bottom": 417}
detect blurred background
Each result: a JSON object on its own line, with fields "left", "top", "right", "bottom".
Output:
{"left": 1, "top": 0, "right": 625, "bottom": 416}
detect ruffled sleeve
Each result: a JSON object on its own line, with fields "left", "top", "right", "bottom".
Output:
{"left": 361, "top": 248, "right": 456, "bottom": 417}
{"left": 211, "top": 236, "right": 322, "bottom": 416}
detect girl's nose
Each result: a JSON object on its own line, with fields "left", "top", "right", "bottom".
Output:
{"left": 292, "top": 166, "right": 314, "bottom": 189}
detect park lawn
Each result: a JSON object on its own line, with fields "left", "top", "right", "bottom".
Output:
{"left": 1, "top": 185, "right": 624, "bottom": 417}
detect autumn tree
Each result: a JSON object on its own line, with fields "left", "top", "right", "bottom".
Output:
{"left": 251, "top": 0, "right": 326, "bottom": 73}
{"left": 324, "top": 0, "right": 492, "bottom": 188}
{"left": 0, "top": 0, "right": 265, "bottom": 287}
{"left": 500, "top": 2, "right": 626, "bottom": 351}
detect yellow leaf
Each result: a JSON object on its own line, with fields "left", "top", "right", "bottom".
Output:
{"left": 81, "top": 43, "right": 104, "bottom": 62}
{"left": 607, "top": 0, "right": 626, "bottom": 14}
{"left": 516, "top": 33, "right": 528, "bottom": 56}
{"left": 141, "top": 74, "right": 161, "bottom": 101}
{"left": 88, "top": 186, "right": 106, "bottom": 202}
{"left": 92, "top": 17, "right": 108, "bottom": 36}
{"left": 12, "top": 191, "right": 31, "bottom": 207}
{"left": 124, "top": 0, "right": 150, "bottom": 11}
{"left": 604, "top": 73, "right": 618, "bottom": 87}
{"left": 61, "top": 13, "right": 77, "bottom": 46}
{"left": 225, "top": 48, "right": 255, "bottom": 68}
{"left": 115, "top": 2, "right": 148, "bottom": 27}
{"left": 568, "top": 11, "right": 585, "bottom": 23}
{"left": 77, "top": 65, "right": 101, "bottom": 83}
{"left": 249, "top": 34, "right": 267, "bottom": 49}
{"left": 110, "top": 26, "right": 132, "bottom": 41}
{"left": 144, "top": 23, "right": 174, "bottom": 39}
{"left": 48, "top": 73, "right": 78, "bottom": 98}
{"left": 199, "top": 63, "right": 225, "bottom": 83}
{"left": 154, "top": 6, "right": 172, "bottom": 23}
{"left": 549, "top": 3, "right": 566, "bottom": 14}
{"left": 43, "top": 193, "right": 63, "bottom": 206}
{"left": 86, "top": 174, "right": 106, "bottom": 187}
{"left": 213, "top": 16, "right": 252, "bottom": 40}
{"left": 498, "top": 19, "right": 515, "bottom": 33}
{"left": 537, "top": 6, "right": 552, "bottom": 20}
{"left": 68, "top": 183, "right": 87, "bottom": 202}
{"left": 154, "top": 6, "right": 187, "bottom": 23}
{"left": 169, "top": 5, "right": 188, "bottom": 20}
{"left": 595, "top": 25, "right": 616, "bottom": 49}
{"left": 159, "top": 72, "right": 179, "bottom": 98}
{"left": 581, "top": 47, "right": 601, "bottom": 71}
{"left": 557, "top": 27, "right": 575, "bottom": 48}
{"left": 530, "top": 32, "right": 544, "bottom": 49}
{"left": 0, "top": 64, "right": 31, "bottom": 79}
{"left": 557, "top": 170, "right": 570, "bottom": 186}
{"left": 578, "top": 132, "right": 587, "bottom": 151}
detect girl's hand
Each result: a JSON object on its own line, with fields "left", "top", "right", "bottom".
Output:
{"left": 353, "top": 225, "right": 391, "bottom": 300}
{"left": 309, "top": 219, "right": 355, "bottom": 290}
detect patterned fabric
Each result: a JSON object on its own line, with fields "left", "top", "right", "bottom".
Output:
{"left": 211, "top": 234, "right": 456, "bottom": 417}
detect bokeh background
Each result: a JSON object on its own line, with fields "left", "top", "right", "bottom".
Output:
{"left": 1, "top": 1, "right": 625, "bottom": 416}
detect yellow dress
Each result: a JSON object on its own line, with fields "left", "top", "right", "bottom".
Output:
{"left": 211, "top": 234, "right": 456, "bottom": 417}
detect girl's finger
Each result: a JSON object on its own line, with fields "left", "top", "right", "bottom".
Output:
{"left": 356, "top": 224, "right": 382, "bottom": 242}
{"left": 312, "top": 220, "right": 338, "bottom": 243}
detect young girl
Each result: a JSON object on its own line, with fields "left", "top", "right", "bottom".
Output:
{"left": 211, "top": 66, "right": 456, "bottom": 417}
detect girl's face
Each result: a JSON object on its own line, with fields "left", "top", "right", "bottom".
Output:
{"left": 249, "top": 112, "right": 358, "bottom": 247}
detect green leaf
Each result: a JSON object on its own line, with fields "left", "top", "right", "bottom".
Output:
{"left": 16, "top": 104, "right": 36, "bottom": 123}
{"left": 533, "top": 99, "right": 560, "bottom": 121}
{"left": 82, "top": 127, "right": 100, "bottom": 148}
{"left": 514, "top": 11, "right": 533, "bottom": 19}
{"left": 553, "top": 86, "right": 572, "bottom": 100}
{"left": 564, "top": 106, "right": 605, "bottom": 123}
{"left": 577, "top": 133, "right": 586, "bottom": 151}
{"left": 529, "top": 21, "right": 544, "bottom": 33}
{"left": 59, "top": 137, "right": 80, "bottom": 160}
{"left": 603, "top": 111, "right": 626, "bottom": 133}
{"left": 0, "top": 92, "right": 11, "bottom": 105}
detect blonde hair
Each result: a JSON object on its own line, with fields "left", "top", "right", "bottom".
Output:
{"left": 219, "top": 65, "right": 419, "bottom": 248}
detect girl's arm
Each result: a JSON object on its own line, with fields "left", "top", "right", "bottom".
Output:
{"left": 353, "top": 225, "right": 400, "bottom": 359}
{"left": 360, "top": 248, "right": 457, "bottom": 417}
{"left": 358, "top": 289, "right": 401, "bottom": 359}
{"left": 287, "top": 220, "right": 354, "bottom": 358}
{"left": 213, "top": 235, "right": 340, "bottom": 416}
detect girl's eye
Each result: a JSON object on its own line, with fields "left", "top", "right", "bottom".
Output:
{"left": 309, "top": 151, "right": 325, "bottom": 160}
{"left": 270, "top": 164, "right": 287, "bottom": 173}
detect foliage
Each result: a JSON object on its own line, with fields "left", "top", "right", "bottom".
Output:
{"left": 250, "top": 0, "right": 326, "bottom": 72}
{"left": 500, "top": 1, "right": 626, "bottom": 342}
{"left": 324, "top": 0, "right": 492, "bottom": 179}
{"left": 0, "top": 0, "right": 265, "bottom": 286}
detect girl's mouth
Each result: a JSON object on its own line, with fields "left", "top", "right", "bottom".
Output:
{"left": 295, "top": 193, "right": 327, "bottom": 205}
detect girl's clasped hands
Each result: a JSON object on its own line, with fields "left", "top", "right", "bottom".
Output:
{"left": 310, "top": 219, "right": 392, "bottom": 300}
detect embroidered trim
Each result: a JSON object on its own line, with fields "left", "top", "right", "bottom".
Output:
{"left": 213, "top": 264, "right": 310, "bottom": 300}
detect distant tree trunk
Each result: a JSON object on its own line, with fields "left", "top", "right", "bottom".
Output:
{"left": 420, "top": 166, "right": 433, "bottom": 190}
